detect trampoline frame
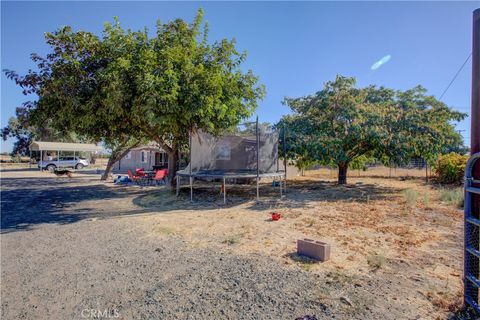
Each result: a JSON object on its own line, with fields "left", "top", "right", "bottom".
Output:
{"left": 176, "top": 117, "right": 287, "bottom": 204}
{"left": 176, "top": 170, "right": 286, "bottom": 204}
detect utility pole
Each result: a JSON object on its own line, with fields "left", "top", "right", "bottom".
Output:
{"left": 472, "top": 9, "right": 480, "bottom": 158}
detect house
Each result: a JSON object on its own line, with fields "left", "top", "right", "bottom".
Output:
{"left": 113, "top": 143, "right": 168, "bottom": 172}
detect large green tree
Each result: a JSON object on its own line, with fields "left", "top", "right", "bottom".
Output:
{"left": 130, "top": 10, "right": 265, "bottom": 182}
{"left": 280, "top": 75, "right": 466, "bottom": 184}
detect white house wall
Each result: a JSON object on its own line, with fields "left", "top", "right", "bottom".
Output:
{"left": 113, "top": 150, "right": 159, "bottom": 172}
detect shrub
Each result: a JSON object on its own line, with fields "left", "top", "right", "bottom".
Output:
{"left": 367, "top": 253, "right": 386, "bottom": 270}
{"left": 439, "top": 188, "right": 464, "bottom": 208}
{"left": 403, "top": 189, "right": 419, "bottom": 209}
{"left": 435, "top": 153, "right": 468, "bottom": 185}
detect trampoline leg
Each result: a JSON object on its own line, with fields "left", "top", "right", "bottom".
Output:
{"left": 190, "top": 176, "right": 193, "bottom": 202}
{"left": 176, "top": 175, "right": 180, "bottom": 196}
{"left": 223, "top": 177, "right": 226, "bottom": 205}
{"left": 256, "top": 177, "right": 259, "bottom": 202}
{"left": 280, "top": 177, "right": 282, "bottom": 198}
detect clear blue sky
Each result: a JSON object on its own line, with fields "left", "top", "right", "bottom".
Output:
{"left": 1, "top": 1, "right": 479, "bottom": 152}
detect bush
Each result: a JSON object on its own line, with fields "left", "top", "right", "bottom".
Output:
{"left": 435, "top": 153, "right": 468, "bottom": 185}
{"left": 367, "top": 252, "right": 386, "bottom": 270}
{"left": 439, "top": 188, "right": 464, "bottom": 208}
{"left": 402, "top": 189, "right": 419, "bottom": 209}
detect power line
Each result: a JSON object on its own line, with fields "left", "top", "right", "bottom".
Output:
{"left": 439, "top": 53, "right": 472, "bottom": 100}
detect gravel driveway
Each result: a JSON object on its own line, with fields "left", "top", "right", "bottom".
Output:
{"left": 0, "top": 169, "right": 464, "bottom": 319}
{"left": 0, "top": 170, "right": 340, "bottom": 320}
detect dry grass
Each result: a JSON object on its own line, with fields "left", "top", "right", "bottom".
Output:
{"left": 136, "top": 167, "right": 463, "bottom": 318}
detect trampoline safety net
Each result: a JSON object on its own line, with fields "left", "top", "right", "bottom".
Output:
{"left": 185, "top": 122, "right": 279, "bottom": 175}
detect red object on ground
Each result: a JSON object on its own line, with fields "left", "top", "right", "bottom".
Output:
{"left": 127, "top": 170, "right": 141, "bottom": 182}
{"left": 136, "top": 168, "right": 146, "bottom": 176}
{"left": 154, "top": 169, "right": 168, "bottom": 184}
{"left": 271, "top": 213, "right": 281, "bottom": 221}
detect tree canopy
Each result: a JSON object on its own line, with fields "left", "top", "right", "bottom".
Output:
{"left": 130, "top": 10, "right": 265, "bottom": 181}
{"left": 279, "top": 75, "right": 466, "bottom": 184}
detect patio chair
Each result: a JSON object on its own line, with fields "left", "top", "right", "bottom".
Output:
{"left": 128, "top": 170, "right": 142, "bottom": 184}
{"left": 136, "top": 168, "right": 146, "bottom": 176}
{"left": 153, "top": 169, "right": 168, "bottom": 185}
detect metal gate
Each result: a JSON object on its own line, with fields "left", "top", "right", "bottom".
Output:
{"left": 464, "top": 152, "right": 480, "bottom": 312}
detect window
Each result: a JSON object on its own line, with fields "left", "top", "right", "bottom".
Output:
{"left": 141, "top": 151, "right": 147, "bottom": 163}
{"left": 125, "top": 152, "right": 132, "bottom": 160}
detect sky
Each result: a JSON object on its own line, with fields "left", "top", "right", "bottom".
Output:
{"left": 1, "top": 1, "right": 479, "bottom": 152}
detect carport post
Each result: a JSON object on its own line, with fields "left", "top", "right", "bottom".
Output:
{"left": 57, "top": 149, "right": 60, "bottom": 169}
{"left": 39, "top": 150, "right": 42, "bottom": 171}
{"left": 29, "top": 148, "right": 32, "bottom": 168}
{"left": 73, "top": 150, "right": 76, "bottom": 169}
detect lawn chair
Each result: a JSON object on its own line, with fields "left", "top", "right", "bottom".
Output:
{"left": 136, "top": 168, "right": 146, "bottom": 177}
{"left": 128, "top": 170, "right": 142, "bottom": 184}
{"left": 153, "top": 169, "right": 168, "bottom": 185}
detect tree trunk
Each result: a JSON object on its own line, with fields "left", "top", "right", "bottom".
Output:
{"left": 167, "top": 148, "right": 179, "bottom": 187}
{"left": 100, "top": 144, "right": 137, "bottom": 181}
{"left": 101, "top": 157, "right": 117, "bottom": 180}
{"left": 338, "top": 163, "right": 348, "bottom": 185}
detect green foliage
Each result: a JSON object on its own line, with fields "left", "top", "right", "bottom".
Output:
{"left": 132, "top": 9, "right": 265, "bottom": 180}
{"left": 434, "top": 153, "right": 468, "bottom": 185}
{"left": 439, "top": 188, "right": 464, "bottom": 208}
{"left": 4, "top": 10, "right": 263, "bottom": 182}
{"left": 349, "top": 154, "right": 375, "bottom": 171}
{"left": 279, "top": 75, "right": 466, "bottom": 184}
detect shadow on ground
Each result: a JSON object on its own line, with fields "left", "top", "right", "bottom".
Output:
{"left": 153, "top": 178, "right": 401, "bottom": 212}
{"left": 0, "top": 176, "right": 158, "bottom": 233}
{"left": 1, "top": 175, "right": 402, "bottom": 234}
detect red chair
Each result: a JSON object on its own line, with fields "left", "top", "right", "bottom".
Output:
{"left": 128, "top": 170, "right": 142, "bottom": 184}
{"left": 136, "top": 168, "right": 146, "bottom": 176}
{"left": 154, "top": 169, "right": 168, "bottom": 185}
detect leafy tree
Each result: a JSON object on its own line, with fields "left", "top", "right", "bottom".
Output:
{"left": 4, "top": 10, "right": 264, "bottom": 183}
{"left": 131, "top": 10, "right": 265, "bottom": 183}
{"left": 280, "top": 75, "right": 466, "bottom": 184}
{"left": 4, "top": 21, "right": 150, "bottom": 179}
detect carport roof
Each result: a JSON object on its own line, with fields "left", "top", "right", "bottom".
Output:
{"left": 29, "top": 141, "right": 103, "bottom": 152}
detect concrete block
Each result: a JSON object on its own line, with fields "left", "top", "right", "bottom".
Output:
{"left": 297, "top": 238, "right": 330, "bottom": 261}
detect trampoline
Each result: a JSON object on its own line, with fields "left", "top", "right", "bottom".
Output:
{"left": 176, "top": 119, "right": 287, "bottom": 204}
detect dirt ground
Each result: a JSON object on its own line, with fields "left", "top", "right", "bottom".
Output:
{"left": 0, "top": 166, "right": 469, "bottom": 319}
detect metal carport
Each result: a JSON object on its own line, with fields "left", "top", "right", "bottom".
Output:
{"left": 29, "top": 141, "right": 103, "bottom": 170}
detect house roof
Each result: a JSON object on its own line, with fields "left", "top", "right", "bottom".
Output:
{"left": 132, "top": 142, "right": 165, "bottom": 152}
{"left": 29, "top": 141, "right": 104, "bottom": 152}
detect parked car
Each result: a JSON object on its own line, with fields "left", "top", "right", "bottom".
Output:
{"left": 38, "top": 157, "right": 90, "bottom": 171}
